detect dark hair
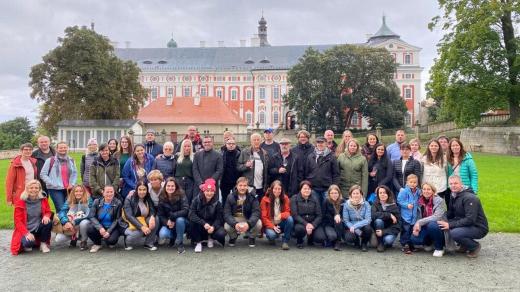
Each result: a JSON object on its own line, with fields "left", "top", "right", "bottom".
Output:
{"left": 134, "top": 180, "right": 150, "bottom": 199}
{"left": 265, "top": 180, "right": 286, "bottom": 219}
{"left": 368, "top": 143, "right": 389, "bottom": 170}
{"left": 98, "top": 143, "right": 109, "bottom": 152}
{"left": 437, "top": 135, "right": 449, "bottom": 143}
{"left": 107, "top": 139, "right": 119, "bottom": 153}
{"left": 118, "top": 136, "right": 133, "bottom": 155}
{"left": 365, "top": 133, "right": 379, "bottom": 146}
{"left": 374, "top": 185, "right": 395, "bottom": 205}
{"left": 159, "top": 177, "right": 184, "bottom": 203}
{"left": 447, "top": 138, "right": 467, "bottom": 166}
{"left": 299, "top": 180, "right": 312, "bottom": 192}
{"left": 20, "top": 143, "right": 33, "bottom": 151}
{"left": 132, "top": 144, "right": 147, "bottom": 166}
{"left": 424, "top": 139, "right": 444, "bottom": 167}
{"left": 400, "top": 142, "right": 411, "bottom": 150}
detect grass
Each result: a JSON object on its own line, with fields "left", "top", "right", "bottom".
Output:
{"left": 1, "top": 152, "right": 519, "bottom": 232}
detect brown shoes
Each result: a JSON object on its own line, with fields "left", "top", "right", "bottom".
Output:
{"left": 467, "top": 243, "right": 481, "bottom": 258}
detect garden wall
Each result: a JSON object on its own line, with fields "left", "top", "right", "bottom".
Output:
{"left": 460, "top": 127, "right": 520, "bottom": 156}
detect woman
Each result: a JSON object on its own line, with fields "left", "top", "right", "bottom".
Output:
{"left": 338, "top": 139, "right": 368, "bottom": 197}
{"left": 335, "top": 130, "right": 354, "bottom": 157}
{"left": 11, "top": 180, "right": 52, "bottom": 255}
{"left": 175, "top": 139, "right": 196, "bottom": 204}
{"left": 392, "top": 142, "right": 422, "bottom": 193}
{"left": 121, "top": 182, "right": 158, "bottom": 251}
{"left": 153, "top": 142, "right": 176, "bottom": 179}
{"left": 447, "top": 138, "right": 478, "bottom": 194}
{"left": 367, "top": 144, "right": 393, "bottom": 197}
{"left": 437, "top": 135, "right": 450, "bottom": 158}
{"left": 6, "top": 143, "right": 37, "bottom": 206}
{"left": 86, "top": 185, "right": 123, "bottom": 253}
{"left": 89, "top": 143, "right": 120, "bottom": 200}
{"left": 409, "top": 138, "right": 422, "bottom": 161}
{"left": 189, "top": 178, "right": 226, "bottom": 253}
{"left": 121, "top": 144, "right": 155, "bottom": 198}
{"left": 411, "top": 183, "right": 447, "bottom": 257}
{"left": 147, "top": 170, "right": 164, "bottom": 207}
{"left": 107, "top": 138, "right": 119, "bottom": 158}
{"left": 260, "top": 180, "right": 293, "bottom": 250}
{"left": 57, "top": 184, "right": 93, "bottom": 250}
{"left": 361, "top": 133, "right": 379, "bottom": 160}
{"left": 343, "top": 185, "right": 372, "bottom": 251}
{"left": 315, "top": 185, "right": 345, "bottom": 251}
{"left": 118, "top": 136, "right": 133, "bottom": 173}
{"left": 422, "top": 139, "right": 448, "bottom": 198}
{"left": 80, "top": 138, "right": 98, "bottom": 194}
{"left": 157, "top": 177, "right": 189, "bottom": 254}
{"left": 290, "top": 181, "right": 323, "bottom": 249}
{"left": 371, "top": 185, "right": 400, "bottom": 252}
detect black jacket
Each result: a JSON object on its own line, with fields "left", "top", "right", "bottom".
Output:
{"left": 120, "top": 194, "right": 157, "bottom": 230}
{"left": 448, "top": 188, "right": 488, "bottom": 232}
{"left": 157, "top": 195, "right": 189, "bottom": 226}
{"left": 292, "top": 143, "right": 315, "bottom": 180}
{"left": 290, "top": 193, "right": 322, "bottom": 227}
{"left": 145, "top": 141, "right": 163, "bottom": 157}
{"left": 392, "top": 157, "right": 422, "bottom": 191}
{"left": 31, "top": 147, "right": 55, "bottom": 179}
{"left": 371, "top": 202, "right": 401, "bottom": 236}
{"left": 368, "top": 156, "right": 393, "bottom": 194}
{"left": 88, "top": 197, "right": 123, "bottom": 233}
{"left": 193, "top": 149, "right": 223, "bottom": 186}
{"left": 220, "top": 148, "right": 241, "bottom": 187}
{"left": 153, "top": 154, "right": 176, "bottom": 179}
{"left": 189, "top": 193, "right": 224, "bottom": 228}
{"left": 304, "top": 151, "right": 340, "bottom": 191}
{"left": 223, "top": 189, "right": 261, "bottom": 228}
{"left": 269, "top": 151, "right": 300, "bottom": 196}
{"left": 237, "top": 147, "right": 270, "bottom": 190}
{"left": 322, "top": 198, "right": 345, "bottom": 227}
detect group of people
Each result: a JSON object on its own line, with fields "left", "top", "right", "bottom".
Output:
{"left": 5, "top": 127, "right": 488, "bottom": 258}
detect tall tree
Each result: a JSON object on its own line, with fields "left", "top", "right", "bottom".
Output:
{"left": 427, "top": 0, "right": 520, "bottom": 126}
{"left": 0, "top": 117, "right": 35, "bottom": 150}
{"left": 29, "top": 26, "right": 147, "bottom": 135}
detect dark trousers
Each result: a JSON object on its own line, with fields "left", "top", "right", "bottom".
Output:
{"left": 87, "top": 224, "right": 121, "bottom": 246}
{"left": 220, "top": 183, "right": 234, "bottom": 206}
{"left": 314, "top": 223, "right": 344, "bottom": 244}
{"left": 177, "top": 177, "right": 195, "bottom": 205}
{"left": 21, "top": 221, "right": 52, "bottom": 248}
{"left": 293, "top": 223, "right": 321, "bottom": 244}
{"left": 411, "top": 221, "right": 445, "bottom": 250}
{"left": 400, "top": 222, "right": 414, "bottom": 246}
{"left": 190, "top": 223, "right": 226, "bottom": 246}
{"left": 344, "top": 225, "right": 372, "bottom": 245}
{"left": 450, "top": 226, "right": 487, "bottom": 251}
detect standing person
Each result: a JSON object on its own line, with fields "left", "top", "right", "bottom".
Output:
{"left": 290, "top": 181, "right": 323, "bottom": 249}
{"left": 220, "top": 138, "right": 241, "bottom": 205}
{"left": 117, "top": 136, "right": 133, "bottom": 174}
{"left": 397, "top": 174, "right": 422, "bottom": 254}
{"left": 177, "top": 125, "right": 203, "bottom": 153}
{"left": 261, "top": 128, "right": 281, "bottom": 158}
{"left": 315, "top": 185, "right": 345, "bottom": 251}
{"left": 147, "top": 170, "right": 164, "bottom": 207}
{"left": 261, "top": 180, "right": 293, "bottom": 250}
{"left": 335, "top": 130, "right": 353, "bottom": 157}
{"left": 324, "top": 130, "right": 337, "bottom": 153}
{"left": 57, "top": 184, "right": 93, "bottom": 250}
{"left": 223, "top": 177, "right": 262, "bottom": 247}
{"left": 438, "top": 175, "right": 488, "bottom": 258}
{"left": 437, "top": 135, "right": 450, "bottom": 158}
{"left": 153, "top": 142, "right": 176, "bottom": 179}
{"left": 269, "top": 138, "right": 300, "bottom": 197}
{"left": 86, "top": 185, "right": 123, "bottom": 253}
{"left": 367, "top": 144, "right": 393, "bottom": 196}
{"left": 11, "top": 180, "right": 52, "bottom": 255}
{"left": 304, "top": 136, "right": 340, "bottom": 204}
{"left": 371, "top": 185, "right": 400, "bottom": 252}
{"left": 410, "top": 138, "right": 422, "bottom": 161}
{"left": 107, "top": 139, "right": 119, "bottom": 158}
{"left": 175, "top": 139, "right": 196, "bottom": 204}
{"left": 89, "top": 143, "right": 120, "bottom": 200}
{"left": 343, "top": 185, "right": 372, "bottom": 252}
{"left": 220, "top": 131, "right": 241, "bottom": 153}
{"left": 121, "top": 144, "right": 155, "bottom": 198}
{"left": 144, "top": 129, "right": 163, "bottom": 157}
{"left": 193, "top": 136, "right": 223, "bottom": 197}
{"left": 361, "top": 133, "right": 379, "bottom": 160}
{"left": 392, "top": 142, "right": 422, "bottom": 193}
{"left": 422, "top": 139, "right": 448, "bottom": 199}
{"left": 6, "top": 143, "right": 37, "bottom": 206}
{"left": 40, "top": 142, "right": 77, "bottom": 213}
{"left": 189, "top": 178, "right": 227, "bottom": 253}
{"left": 237, "top": 133, "right": 269, "bottom": 200}
{"left": 80, "top": 138, "right": 98, "bottom": 195}
{"left": 447, "top": 138, "right": 479, "bottom": 194}
{"left": 157, "top": 178, "right": 189, "bottom": 253}
{"left": 386, "top": 130, "right": 407, "bottom": 161}
{"left": 31, "top": 135, "right": 56, "bottom": 195}
{"left": 337, "top": 139, "right": 368, "bottom": 198}
{"left": 291, "top": 130, "right": 315, "bottom": 180}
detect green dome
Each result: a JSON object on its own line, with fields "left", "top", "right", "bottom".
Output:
{"left": 167, "top": 37, "right": 177, "bottom": 48}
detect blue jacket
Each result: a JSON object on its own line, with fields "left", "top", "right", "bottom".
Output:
{"left": 153, "top": 154, "right": 176, "bottom": 179}
{"left": 447, "top": 153, "right": 478, "bottom": 194}
{"left": 40, "top": 156, "right": 78, "bottom": 190}
{"left": 58, "top": 197, "right": 93, "bottom": 225}
{"left": 397, "top": 186, "right": 421, "bottom": 224}
{"left": 121, "top": 153, "right": 155, "bottom": 198}
{"left": 342, "top": 200, "right": 371, "bottom": 230}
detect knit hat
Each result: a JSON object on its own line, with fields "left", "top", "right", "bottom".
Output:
{"left": 87, "top": 138, "right": 98, "bottom": 146}
{"left": 199, "top": 178, "right": 216, "bottom": 192}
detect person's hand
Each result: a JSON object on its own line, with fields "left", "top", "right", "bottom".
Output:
{"left": 99, "top": 228, "right": 107, "bottom": 237}
{"left": 25, "top": 233, "right": 35, "bottom": 242}
{"left": 63, "top": 222, "right": 74, "bottom": 231}
{"left": 208, "top": 226, "right": 215, "bottom": 234}
{"left": 305, "top": 223, "right": 314, "bottom": 235}
{"left": 412, "top": 223, "right": 421, "bottom": 236}
{"left": 279, "top": 167, "right": 286, "bottom": 174}
{"left": 103, "top": 232, "right": 110, "bottom": 239}
{"left": 334, "top": 214, "right": 341, "bottom": 224}
{"left": 349, "top": 227, "right": 355, "bottom": 234}
{"left": 204, "top": 223, "right": 211, "bottom": 230}
{"left": 437, "top": 220, "right": 450, "bottom": 230}
{"left": 375, "top": 229, "right": 382, "bottom": 237}
{"left": 407, "top": 204, "right": 413, "bottom": 210}
{"left": 235, "top": 223, "right": 242, "bottom": 232}
{"left": 41, "top": 216, "right": 51, "bottom": 225}
{"left": 273, "top": 225, "right": 281, "bottom": 233}
{"left": 148, "top": 217, "right": 156, "bottom": 230}
{"left": 141, "top": 226, "right": 151, "bottom": 235}
{"left": 390, "top": 214, "right": 397, "bottom": 224}
{"left": 167, "top": 219, "right": 174, "bottom": 229}
{"left": 245, "top": 160, "right": 253, "bottom": 168}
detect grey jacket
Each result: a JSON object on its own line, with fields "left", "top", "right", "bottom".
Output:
{"left": 192, "top": 149, "right": 223, "bottom": 186}
{"left": 415, "top": 195, "right": 447, "bottom": 227}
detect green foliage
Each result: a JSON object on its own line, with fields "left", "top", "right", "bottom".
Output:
{"left": 29, "top": 26, "right": 147, "bottom": 135}
{"left": 0, "top": 117, "right": 35, "bottom": 150}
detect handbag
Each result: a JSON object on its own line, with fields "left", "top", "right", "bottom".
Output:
{"left": 122, "top": 208, "right": 148, "bottom": 231}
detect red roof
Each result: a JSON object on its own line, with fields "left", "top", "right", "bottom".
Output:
{"left": 138, "top": 97, "right": 246, "bottom": 125}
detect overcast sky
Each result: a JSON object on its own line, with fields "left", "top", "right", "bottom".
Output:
{"left": 0, "top": 0, "right": 444, "bottom": 123}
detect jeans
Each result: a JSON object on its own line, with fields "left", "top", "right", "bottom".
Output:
{"left": 158, "top": 217, "right": 187, "bottom": 245}
{"left": 450, "top": 226, "right": 488, "bottom": 251}
{"left": 21, "top": 221, "right": 52, "bottom": 248}
{"left": 264, "top": 216, "right": 294, "bottom": 243}
{"left": 312, "top": 190, "right": 328, "bottom": 206}
{"left": 48, "top": 189, "right": 67, "bottom": 213}
{"left": 87, "top": 224, "right": 121, "bottom": 246}
{"left": 373, "top": 219, "right": 397, "bottom": 247}
{"left": 411, "top": 221, "right": 445, "bottom": 250}
{"left": 400, "top": 221, "right": 413, "bottom": 246}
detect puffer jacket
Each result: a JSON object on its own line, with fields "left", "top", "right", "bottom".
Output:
{"left": 397, "top": 186, "right": 422, "bottom": 224}
{"left": 371, "top": 202, "right": 401, "bottom": 236}
{"left": 447, "top": 153, "right": 479, "bottom": 194}
{"left": 392, "top": 157, "right": 422, "bottom": 192}
{"left": 5, "top": 155, "right": 37, "bottom": 204}
{"left": 80, "top": 152, "right": 98, "bottom": 186}
{"left": 337, "top": 152, "right": 368, "bottom": 197}
{"left": 290, "top": 193, "right": 322, "bottom": 227}
{"left": 342, "top": 200, "right": 371, "bottom": 229}
{"left": 189, "top": 193, "right": 224, "bottom": 228}
{"left": 121, "top": 153, "right": 155, "bottom": 198}
{"left": 89, "top": 156, "right": 120, "bottom": 199}
{"left": 58, "top": 197, "right": 94, "bottom": 225}
{"left": 260, "top": 194, "right": 291, "bottom": 229}
{"left": 157, "top": 195, "right": 189, "bottom": 226}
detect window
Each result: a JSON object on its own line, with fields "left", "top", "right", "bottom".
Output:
{"left": 273, "top": 86, "right": 280, "bottom": 101}
{"left": 259, "top": 111, "right": 265, "bottom": 124}
{"left": 244, "top": 76, "right": 253, "bottom": 81}
{"left": 200, "top": 87, "right": 207, "bottom": 97}
{"left": 404, "top": 112, "right": 412, "bottom": 127}
{"left": 273, "top": 111, "right": 279, "bottom": 125}
{"left": 78, "top": 130, "right": 84, "bottom": 149}
{"left": 351, "top": 112, "right": 359, "bottom": 126}
{"left": 404, "top": 87, "right": 412, "bottom": 99}
{"left": 231, "top": 89, "right": 238, "bottom": 100}
{"left": 215, "top": 76, "right": 225, "bottom": 82}
{"left": 183, "top": 87, "right": 191, "bottom": 97}
{"left": 231, "top": 76, "right": 240, "bottom": 82}
{"left": 167, "top": 87, "right": 174, "bottom": 98}
{"left": 151, "top": 87, "right": 158, "bottom": 101}
{"left": 259, "top": 87, "right": 266, "bottom": 100}
{"left": 404, "top": 54, "right": 411, "bottom": 64}
{"left": 246, "top": 112, "right": 253, "bottom": 125}
{"left": 246, "top": 89, "right": 253, "bottom": 100}
{"left": 216, "top": 88, "right": 223, "bottom": 99}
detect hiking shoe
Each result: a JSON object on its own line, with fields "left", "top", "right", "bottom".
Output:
{"left": 194, "top": 243, "right": 202, "bottom": 253}
{"left": 80, "top": 241, "right": 88, "bottom": 251}
{"left": 40, "top": 242, "right": 50, "bottom": 253}
{"left": 69, "top": 239, "right": 77, "bottom": 248}
{"left": 90, "top": 244, "right": 102, "bottom": 253}
{"left": 124, "top": 245, "right": 134, "bottom": 251}
{"left": 282, "top": 242, "right": 290, "bottom": 250}
{"left": 377, "top": 243, "right": 385, "bottom": 253}
{"left": 248, "top": 238, "right": 256, "bottom": 247}
{"left": 144, "top": 245, "right": 157, "bottom": 251}
{"left": 228, "top": 238, "right": 236, "bottom": 247}
{"left": 361, "top": 243, "right": 368, "bottom": 252}
{"left": 334, "top": 241, "right": 342, "bottom": 251}
{"left": 467, "top": 244, "right": 481, "bottom": 258}
{"left": 433, "top": 249, "right": 445, "bottom": 257}
{"left": 207, "top": 239, "right": 214, "bottom": 248}
{"left": 424, "top": 245, "right": 433, "bottom": 252}
{"left": 177, "top": 244, "right": 185, "bottom": 254}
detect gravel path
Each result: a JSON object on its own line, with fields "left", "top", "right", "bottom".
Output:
{"left": 0, "top": 231, "right": 519, "bottom": 291}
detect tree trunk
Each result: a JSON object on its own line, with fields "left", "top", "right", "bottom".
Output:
{"left": 500, "top": 0, "right": 519, "bottom": 123}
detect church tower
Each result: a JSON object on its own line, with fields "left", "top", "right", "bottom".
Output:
{"left": 258, "top": 14, "right": 270, "bottom": 47}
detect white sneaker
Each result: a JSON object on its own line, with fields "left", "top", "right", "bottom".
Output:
{"left": 124, "top": 245, "right": 134, "bottom": 251}
{"left": 424, "top": 245, "right": 434, "bottom": 252}
{"left": 207, "top": 239, "right": 214, "bottom": 248}
{"left": 194, "top": 243, "right": 202, "bottom": 253}
{"left": 433, "top": 249, "right": 445, "bottom": 257}
{"left": 40, "top": 242, "right": 50, "bottom": 253}
{"left": 55, "top": 233, "right": 69, "bottom": 243}
{"left": 90, "top": 244, "right": 102, "bottom": 253}
{"left": 144, "top": 245, "right": 157, "bottom": 251}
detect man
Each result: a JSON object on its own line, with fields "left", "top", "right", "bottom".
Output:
{"left": 144, "top": 129, "right": 163, "bottom": 157}
{"left": 324, "top": 130, "right": 337, "bottom": 153}
{"left": 32, "top": 135, "right": 56, "bottom": 194}
{"left": 438, "top": 175, "right": 488, "bottom": 258}
{"left": 237, "top": 133, "right": 269, "bottom": 200}
{"left": 220, "top": 130, "right": 241, "bottom": 153}
{"left": 304, "top": 137, "right": 340, "bottom": 204}
{"left": 224, "top": 177, "right": 262, "bottom": 247}
{"left": 178, "top": 125, "right": 203, "bottom": 153}
{"left": 220, "top": 138, "right": 241, "bottom": 205}
{"left": 192, "top": 136, "right": 223, "bottom": 192}
{"left": 260, "top": 128, "right": 280, "bottom": 158}
{"left": 291, "top": 130, "right": 315, "bottom": 181}
{"left": 5, "top": 143, "right": 38, "bottom": 205}
{"left": 269, "top": 138, "right": 300, "bottom": 196}
{"left": 40, "top": 142, "right": 77, "bottom": 213}
{"left": 387, "top": 130, "right": 406, "bottom": 161}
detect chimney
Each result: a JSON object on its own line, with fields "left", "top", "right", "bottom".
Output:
{"left": 125, "top": 41, "right": 131, "bottom": 48}
{"left": 217, "top": 41, "right": 225, "bottom": 47}
{"left": 240, "top": 39, "right": 246, "bottom": 47}
{"left": 200, "top": 41, "right": 206, "bottom": 48}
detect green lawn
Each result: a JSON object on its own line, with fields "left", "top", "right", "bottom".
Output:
{"left": 1, "top": 152, "right": 519, "bottom": 232}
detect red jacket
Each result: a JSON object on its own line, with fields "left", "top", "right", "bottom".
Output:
{"left": 11, "top": 198, "right": 52, "bottom": 255}
{"left": 260, "top": 195, "right": 291, "bottom": 229}
{"left": 5, "top": 155, "right": 37, "bottom": 204}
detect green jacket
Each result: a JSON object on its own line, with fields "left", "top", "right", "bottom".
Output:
{"left": 337, "top": 152, "right": 368, "bottom": 198}
{"left": 447, "top": 153, "right": 478, "bottom": 194}
{"left": 89, "top": 156, "right": 120, "bottom": 199}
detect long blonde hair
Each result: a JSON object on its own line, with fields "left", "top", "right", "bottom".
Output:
{"left": 66, "top": 185, "right": 90, "bottom": 206}
{"left": 335, "top": 130, "right": 353, "bottom": 156}
{"left": 20, "top": 180, "right": 45, "bottom": 201}
{"left": 177, "top": 139, "right": 194, "bottom": 163}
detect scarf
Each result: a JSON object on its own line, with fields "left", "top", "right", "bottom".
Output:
{"left": 314, "top": 147, "right": 331, "bottom": 162}
{"left": 419, "top": 196, "right": 434, "bottom": 218}
{"left": 53, "top": 155, "right": 73, "bottom": 179}
{"left": 348, "top": 197, "right": 365, "bottom": 210}
{"left": 381, "top": 202, "right": 393, "bottom": 211}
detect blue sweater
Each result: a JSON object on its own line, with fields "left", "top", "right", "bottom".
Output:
{"left": 397, "top": 186, "right": 421, "bottom": 224}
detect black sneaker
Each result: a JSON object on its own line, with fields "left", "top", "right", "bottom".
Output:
{"left": 377, "top": 243, "right": 385, "bottom": 252}
{"left": 333, "top": 241, "right": 342, "bottom": 251}
{"left": 69, "top": 239, "right": 77, "bottom": 248}
{"left": 248, "top": 238, "right": 256, "bottom": 247}
{"left": 297, "top": 239, "right": 304, "bottom": 249}
{"left": 79, "top": 241, "right": 87, "bottom": 251}
{"left": 228, "top": 238, "right": 236, "bottom": 247}
{"left": 177, "top": 244, "right": 185, "bottom": 254}
{"left": 361, "top": 243, "right": 368, "bottom": 252}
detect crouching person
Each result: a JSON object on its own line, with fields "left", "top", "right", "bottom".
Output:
{"left": 343, "top": 185, "right": 372, "bottom": 252}
{"left": 261, "top": 180, "right": 293, "bottom": 250}
{"left": 121, "top": 182, "right": 158, "bottom": 251}
{"left": 11, "top": 180, "right": 52, "bottom": 255}
{"left": 371, "top": 185, "right": 400, "bottom": 252}
{"left": 57, "top": 185, "right": 93, "bottom": 250}
{"left": 290, "top": 181, "right": 323, "bottom": 249}
{"left": 224, "top": 177, "right": 262, "bottom": 247}
{"left": 189, "top": 178, "right": 226, "bottom": 253}
{"left": 314, "top": 185, "right": 345, "bottom": 251}
{"left": 87, "top": 185, "right": 123, "bottom": 253}
{"left": 157, "top": 178, "right": 189, "bottom": 254}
